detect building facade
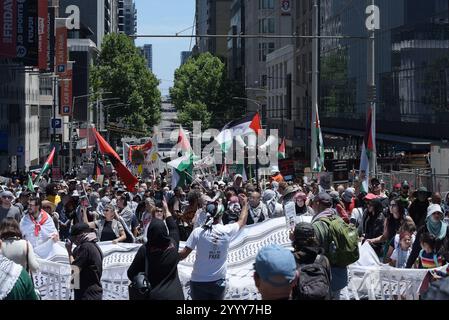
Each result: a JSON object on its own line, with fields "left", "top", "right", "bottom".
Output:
{"left": 227, "top": 0, "right": 245, "bottom": 81}
{"left": 195, "top": 0, "right": 232, "bottom": 59}
{"left": 118, "top": 0, "right": 137, "bottom": 36}
{"left": 181, "top": 51, "right": 192, "bottom": 65}
{"left": 319, "top": 0, "right": 449, "bottom": 155}
{"left": 142, "top": 44, "right": 153, "bottom": 70}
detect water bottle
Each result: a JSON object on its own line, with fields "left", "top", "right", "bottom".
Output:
{"left": 330, "top": 241, "right": 337, "bottom": 256}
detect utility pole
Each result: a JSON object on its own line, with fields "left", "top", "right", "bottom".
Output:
{"left": 311, "top": 0, "right": 320, "bottom": 170}
{"left": 366, "top": 0, "right": 378, "bottom": 177}
{"left": 52, "top": 76, "right": 58, "bottom": 178}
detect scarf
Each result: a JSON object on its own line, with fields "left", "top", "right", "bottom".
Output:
{"left": 311, "top": 208, "right": 335, "bottom": 223}
{"left": 29, "top": 210, "right": 49, "bottom": 236}
{"left": 426, "top": 216, "right": 448, "bottom": 240}
{"left": 263, "top": 190, "right": 277, "bottom": 217}
{"left": 249, "top": 202, "right": 265, "bottom": 223}
{"left": 0, "top": 255, "right": 23, "bottom": 300}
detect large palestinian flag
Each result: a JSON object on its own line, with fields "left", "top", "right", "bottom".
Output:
{"left": 35, "top": 147, "right": 55, "bottom": 182}
{"left": 215, "top": 112, "right": 262, "bottom": 152}
{"left": 359, "top": 106, "right": 375, "bottom": 193}
{"left": 278, "top": 138, "right": 286, "bottom": 159}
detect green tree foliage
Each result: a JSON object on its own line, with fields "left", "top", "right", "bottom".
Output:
{"left": 90, "top": 33, "right": 161, "bottom": 136}
{"left": 178, "top": 101, "right": 211, "bottom": 129}
{"left": 170, "top": 52, "right": 244, "bottom": 129}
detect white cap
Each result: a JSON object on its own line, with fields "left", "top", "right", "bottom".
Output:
{"left": 427, "top": 204, "right": 443, "bottom": 218}
{"left": 271, "top": 166, "right": 280, "bottom": 174}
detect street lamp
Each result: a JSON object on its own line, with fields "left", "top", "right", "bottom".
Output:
{"left": 232, "top": 97, "right": 262, "bottom": 114}
{"left": 102, "top": 103, "right": 130, "bottom": 143}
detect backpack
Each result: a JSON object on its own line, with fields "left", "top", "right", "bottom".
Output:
{"left": 292, "top": 255, "right": 331, "bottom": 300}
{"left": 315, "top": 215, "right": 359, "bottom": 267}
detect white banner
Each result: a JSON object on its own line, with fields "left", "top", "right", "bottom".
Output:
{"left": 32, "top": 218, "right": 445, "bottom": 300}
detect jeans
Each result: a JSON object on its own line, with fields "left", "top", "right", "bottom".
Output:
{"left": 190, "top": 279, "right": 226, "bottom": 300}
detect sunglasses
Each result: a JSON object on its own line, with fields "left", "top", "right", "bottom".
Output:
{"left": 42, "top": 206, "right": 52, "bottom": 210}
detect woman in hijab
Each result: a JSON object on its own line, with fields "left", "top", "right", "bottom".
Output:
{"left": 294, "top": 192, "right": 314, "bottom": 216}
{"left": 406, "top": 204, "right": 449, "bottom": 268}
{"left": 127, "top": 200, "right": 184, "bottom": 300}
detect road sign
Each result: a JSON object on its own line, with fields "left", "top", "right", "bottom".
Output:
{"left": 51, "top": 118, "right": 62, "bottom": 129}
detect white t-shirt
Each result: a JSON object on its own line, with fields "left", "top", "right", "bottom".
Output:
{"left": 186, "top": 222, "right": 240, "bottom": 282}
{"left": 390, "top": 247, "right": 412, "bottom": 268}
{"left": 393, "top": 233, "right": 416, "bottom": 251}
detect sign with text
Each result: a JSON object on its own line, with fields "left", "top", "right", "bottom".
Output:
{"left": 280, "top": 0, "right": 291, "bottom": 16}
{"left": 55, "top": 18, "right": 67, "bottom": 75}
{"left": 332, "top": 160, "right": 349, "bottom": 184}
{"left": 0, "top": 0, "right": 45, "bottom": 66}
{"left": 60, "top": 61, "right": 73, "bottom": 115}
{"left": 37, "top": 0, "right": 48, "bottom": 69}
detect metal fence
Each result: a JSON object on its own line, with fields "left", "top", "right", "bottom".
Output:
{"left": 377, "top": 169, "right": 449, "bottom": 194}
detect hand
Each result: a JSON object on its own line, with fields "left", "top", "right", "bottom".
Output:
{"left": 366, "top": 238, "right": 375, "bottom": 244}
{"left": 238, "top": 193, "right": 248, "bottom": 206}
{"left": 51, "top": 233, "right": 60, "bottom": 242}
{"left": 289, "top": 229, "right": 295, "bottom": 242}
{"left": 112, "top": 239, "right": 118, "bottom": 244}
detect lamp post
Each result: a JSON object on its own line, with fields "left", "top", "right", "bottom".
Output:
{"left": 232, "top": 97, "right": 262, "bottom": 114}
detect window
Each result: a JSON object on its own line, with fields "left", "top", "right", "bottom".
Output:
{"left": 259, "top": 18, "right": 275, "bottom": 33}
{"left": 259, "top": 0, "right": 274, "bottom": 9}
{"left": 258, "top": 42, "right": 275, "bottom": 61}
{"left": 261, "top": 74, "right": 267, "bottom": 87}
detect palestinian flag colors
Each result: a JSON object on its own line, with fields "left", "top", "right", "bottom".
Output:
{"left": 278, "top": 138, "right": 286, "bottom": 159}
{"left": 27, "top": 175, "right": 35, "bottom": 191}
{"left": 215, "top": 112, "right": 262, "bottom": 153}
{"left": 177, "top": 125, "right": 192, "bottom": 153}
{"left": 93, "top": 128, "right": 138, "bottom": 192}
{"left": 359, "top": 106, "right": 375, "bottom": 193}
{"left": 312, "top": 110, "right": 325, "bottom": 172}
{"left": 35, "top": 147, "right": 55, "bottom": 182}
{"left": 168, "top": 153, "right": 194, "bottom": 188}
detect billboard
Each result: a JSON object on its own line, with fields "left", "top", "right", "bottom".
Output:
{"left": 0, "top": 0, "right": 46, "bottom": 66}
{"left": 60, "top": 61, "right": 73, "bottom": 115}
{"left": 55, "top": 18, "right": 67, "bottom": 75}
{"left": 37, "top": 0, "right": 48, "bottom": 70}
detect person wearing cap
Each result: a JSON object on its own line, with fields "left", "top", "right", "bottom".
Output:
{"left": 409, "top": 187, "right": 431, "bottom": 230}
{"left": 65, "top": 223, "right": 103, "bottom": 300}
{"left": 179, "top": 194, "right": 249, "bottom": 300}
{"left": 399, "top": 181, "right": 411, "bottom": 208}
{"left": 341, "top": 188, "right": 356, "bottom": 217}
{"left": 310, "top": 192, "right": 348, "bottom": 299}
{"left": 290, "top": 222, "right": 331, "bottom": 300}
{"left": 0, "top": 191, "right": 21, "bottom": 224}
{"left": 20, "top": 196, "right": 58, "bottom": 248}
{"left": 393, "top": 183, "right": 402, "bottom": 194}
{"left": 45, "top": 183, "right": 61, "bottom": 206}
{"left": 406, "top": 204, "right": 449, "bottom": 268}
{"left": 253, "top": 244, "right": 297, "bottom": 300}
{"left": 270, "top": 166, "right": 284, "bottom": 184}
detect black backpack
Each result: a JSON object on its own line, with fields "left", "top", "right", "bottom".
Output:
{"left": 292, "top": 254, "right": 331, "bottom": 300}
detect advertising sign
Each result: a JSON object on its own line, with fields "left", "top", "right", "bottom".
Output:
{"left": 55, "top": 18, "right": 67, "bottom": 75}
{"left": 280, "top": 0, "right": 291, "bottom": 16}
{"left": 60, "top": 61, "right": 73, "bottom": 115}
{"left": 38, "top": 0, "right": 48, "bottom": 69}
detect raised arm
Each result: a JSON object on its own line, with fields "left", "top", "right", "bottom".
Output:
{"left": 237, "top": 194, "right": 249, "bottom": 229}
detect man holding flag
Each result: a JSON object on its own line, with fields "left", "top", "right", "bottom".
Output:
{"left": 34, "top": 147, "right": 56, "bottom": 184}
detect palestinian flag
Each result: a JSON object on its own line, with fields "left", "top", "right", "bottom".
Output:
{"left": 168, "top": 153, "right": 194, "bottom": 188}
{"left": 215, "top": 112, "right": 262, "bottom": 153}
{"left": 27, "top": 175, "right": 34, "bottom": 191}
{"left": 312, "top": 108, "right": 325, "bottom": 172}
{"left": 35, "top": 147, "right": 55, "bottom": 182}
{"left": 359, "top": 106, "right": 374, "bottom": 193}
{"left": 177, "top": 125, "right": 192, "bottom": 153}
{"left": 278, "top": 138, "right": 286, "bottom": 159}
{"left": 93, "top": 128, "right": 138, "bottom": 192}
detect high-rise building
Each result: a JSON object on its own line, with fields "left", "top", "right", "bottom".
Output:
{"left": 227, "top": 0, "right": 245, "bottom": 81}
{"left": 181, "top": 51, "right": 192, "bottom": 65}
{"left": 195, "top": 0, "right": 231, "bottom": 59}
{"left": 118, "top": 0, "right": 137, "bottom": 36}
{"left": 245, "top": 0, "right": 295, "bottom": 117}
{"left": 142, "top": 44, "right": 153, "bottom": 70}
{"left": 319, "top": 0, "right": 449, "bottom": 156}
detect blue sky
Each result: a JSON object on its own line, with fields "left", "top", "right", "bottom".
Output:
{"left": 135, "top": 0, "right": 195, "bottom": 97}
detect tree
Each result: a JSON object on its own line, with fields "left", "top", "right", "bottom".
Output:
{"left": 90, "top": 33, "right": 161, "bottom": 136}
{"left": 178, "top": 102, "right": 211, "bottom": 129}
{"left": 170, "top": 52, "right": 244, "bottom": 129}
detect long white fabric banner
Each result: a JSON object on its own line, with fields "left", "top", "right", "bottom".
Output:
{"left": 32, "top": 217, "right": 441, "bottom": 300}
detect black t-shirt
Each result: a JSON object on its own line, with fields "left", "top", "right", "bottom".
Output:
{"left": 72, "top": 241, "right": 103, "bottom": 300}
{"left": 100, "top": 221, "right": 116, "bottom": 242}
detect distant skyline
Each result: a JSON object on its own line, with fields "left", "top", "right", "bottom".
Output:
{"left": 135, "top": 0, "right": 196, "bottom": 96}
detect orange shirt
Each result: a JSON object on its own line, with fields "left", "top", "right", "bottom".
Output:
{"left": 270, "top": 173, "right": 284, "bottom": 183}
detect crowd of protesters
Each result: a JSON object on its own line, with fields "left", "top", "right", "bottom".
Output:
{"left": 1, "top": 167, "right": 449, "bottom": 300}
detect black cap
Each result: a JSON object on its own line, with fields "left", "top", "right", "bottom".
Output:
{"left": 313, "top": 192, "right": 332, "bottom": 206}
{"left": 294, "top": 222, "right": 316, "bottom": 242}
{"left": 371, "top": 178, "right": 380, "bottom": 186}
{"left": 70, "top": 223, "right": 91, "bottom": 237}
